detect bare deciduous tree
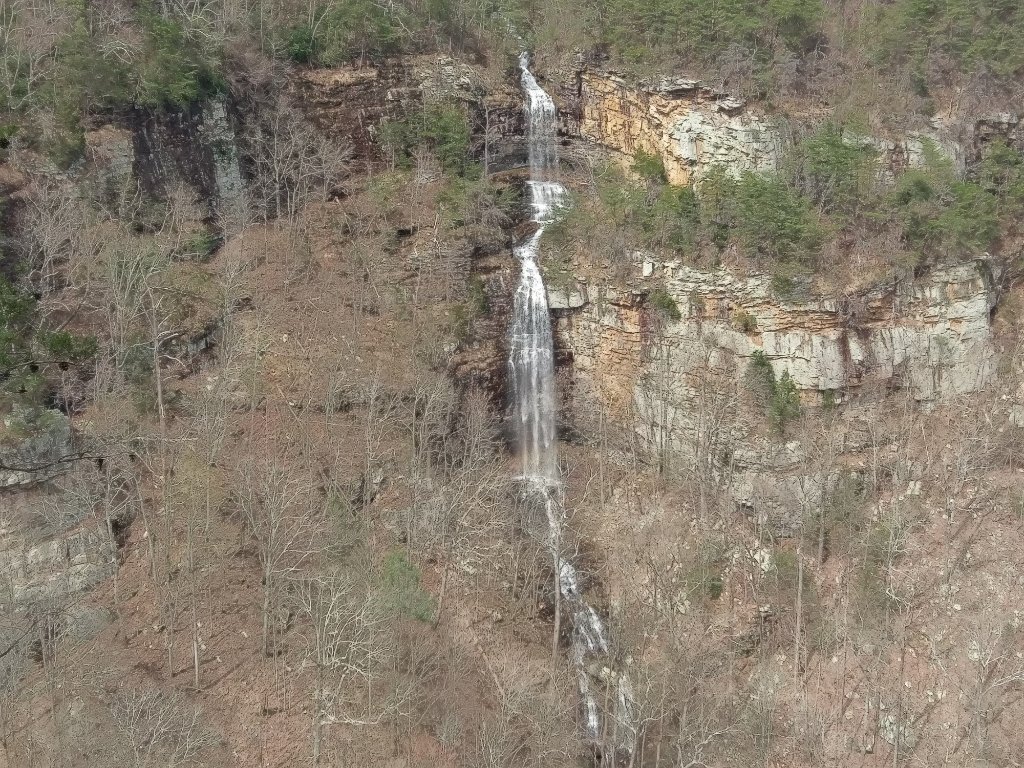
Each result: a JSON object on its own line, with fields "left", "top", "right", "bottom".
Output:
{"left": 238, "top": 454, "right": 322, "bottom": 656}
{"left": 292, "top": 568, "right": 389, "bottom": 764}
{"left": 244, "top": 95, "right": 351, "bottom": 225}
{"left": 111, "top": 686, "right": 217, "bottom": 768}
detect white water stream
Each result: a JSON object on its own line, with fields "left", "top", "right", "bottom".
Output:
{"left": 508, "top": 52, "right": 635, "bottom": 752}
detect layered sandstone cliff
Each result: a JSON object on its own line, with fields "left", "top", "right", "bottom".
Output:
{"left": 570, "top": 71, "right": 972, "bottom": 183}
{"left": 557, "top": 255, "right": 996, "bottom": 406}
{"left": 576, "top": 72, "right": 784, "bottom": 184}
{"left": 550, "top": 255, "right": 1004, "bottom": 532}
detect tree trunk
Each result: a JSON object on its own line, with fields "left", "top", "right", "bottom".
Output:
{"left": 551, "top": 554, "right": 561, "bottom": 682}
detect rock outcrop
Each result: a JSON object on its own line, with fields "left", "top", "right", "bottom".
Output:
{"left": 0, "top": 408, "right": 74, "bottom": 488}
{"left": 554, "top": 256, "right": 998, "bottom": 531}
{"left": 567, "top": 71, "right": 966, "bottom": 183}
{"left": 0, "top": 521, "right": 116, "bottom": 605}
{"left": 574, "top": 72, "right": 784, "bottom": 184}
{"left": 291, "top": 55, "right": 527, "bottom": 171}
{"left": 83, "top": 95, "right": 243, "bottom": 218}
{"left": 560, "top": 256, "right": 996, "bottom": 405}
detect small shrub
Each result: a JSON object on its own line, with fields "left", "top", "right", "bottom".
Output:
{"left": 769, "top": 370, "right": 801, "bottom": 433}
{"left": 647, "top": 287, "right": 682, "bottom": 321}
{"left": 769, "top": 267, "right": 804, "bottom": 300}
{"left": 632, "top": 148, "right": 668, "bottom": 184}
{"left": 468, "top": 275, "right": 489, "bottom": 316}
{"left": 821, "top": 388, "right": 837, "bottom": 410}
{"left": 744, "top": 351, "right": 800, "bottom": 433}
{"left": 589, "top": 163, "right": 699, "bottom": 252}
{"left": 285, "top": 24, "right": 317, "bottom": 63}
{"left": 39, "top": 330, "right": 97, "bottom": 362}
{"left": 643, "top": 185, "right": 701, "bottom": 249}
{"left": 179, "top": 228, "right": 221, "bottom": 261}
{"left": 734, "top": 310, "right": 758, "bottom": 333}
{"left": 0, "top": 124, "right": 19, "bottom": 150}
{"left": 744, "top": 350, "right": 776, "bottom": 409}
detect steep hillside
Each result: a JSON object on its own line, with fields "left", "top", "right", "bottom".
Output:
{"left": 1, "top": 5, "right": 1024, "bottom": 767}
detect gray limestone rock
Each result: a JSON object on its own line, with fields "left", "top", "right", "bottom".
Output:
{"left": 0, "top": 408, "right": 74, "bottom": 488}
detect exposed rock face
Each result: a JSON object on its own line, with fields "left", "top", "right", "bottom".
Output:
{"left": 0, "top": 475, "right": 119, "bottom": 612}
{"left": 205, "top": 98, "right": 246, "bottom": 221}
{"left": 554, "top": 256, "right": 997, "bottom": 531}
{"left": 291, "top": 64, "right": 418, "bottom": 159}
{"left": 0, "top": 521, "right": 116, "bottom": 605}
{"left": 84, "top": 95, "right": 242, "bottom": 218}
{"left": 291, "top": 55, "right": 527, "bottom": 171}
{"left": 0, "top": 408, "right": 74, "bottom": 488}
{"left": 569, "top": 71, "right": 966, "bottom": 182}
{"left": 560, "top": 256, "right": 996, "bottom": 404}
{"left": 969, "top": 111, "right": 1023, "bottom": 165}
{"left": 575, "top": 72, "right": 784, "bottom": 184}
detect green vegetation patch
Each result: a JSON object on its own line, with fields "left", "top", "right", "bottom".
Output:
{"left": 647, "top": 287, "right": 682, "bottom": 321}
{"left": 744, "top": 350, "right": 801, "bottom": 433}
{"left": 1, "top": 276, "right": 96, "bottom": 405}
{"left": 381, "top": 550, "right": 435, "bottom": 622}
{"left": 282, "top": 0, "right": 413, "bottom": 66}
{"left": 870, "top": 0, "right": 1024, "bottom": 81}
{"left": 378, "top": 105, "right": 475, "bottom": 178}
{"left": 701, "top": 167, "right": 824, "bottom": 268}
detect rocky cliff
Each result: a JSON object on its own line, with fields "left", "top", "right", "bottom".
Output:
{"left": 573, "top": 72, "right": 784, "bottom": 184}
{"left": 562, "top": 255, "right": 996, "bottom": 400}
{"left": 550, "top": 253, "right": 1005, "bottom": 532}
{"left": 557, "top": 254, "right": 997, "bottom": 421}
{"left": 563, "top": 70, "right": 986, "bottom": 183}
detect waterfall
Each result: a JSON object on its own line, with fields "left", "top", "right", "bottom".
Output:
{"left": 509, "top": 51, "right": 565, "bottom": 481}
{"left": 508, "top": 53, "right": 635, "bottom": 753}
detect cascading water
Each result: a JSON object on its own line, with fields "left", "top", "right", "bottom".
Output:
{"left": 509, "top": 52, "right": 563, "bottom": 482}
{"left": 508, "top": 52, "right": 635, "bottom": 753}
